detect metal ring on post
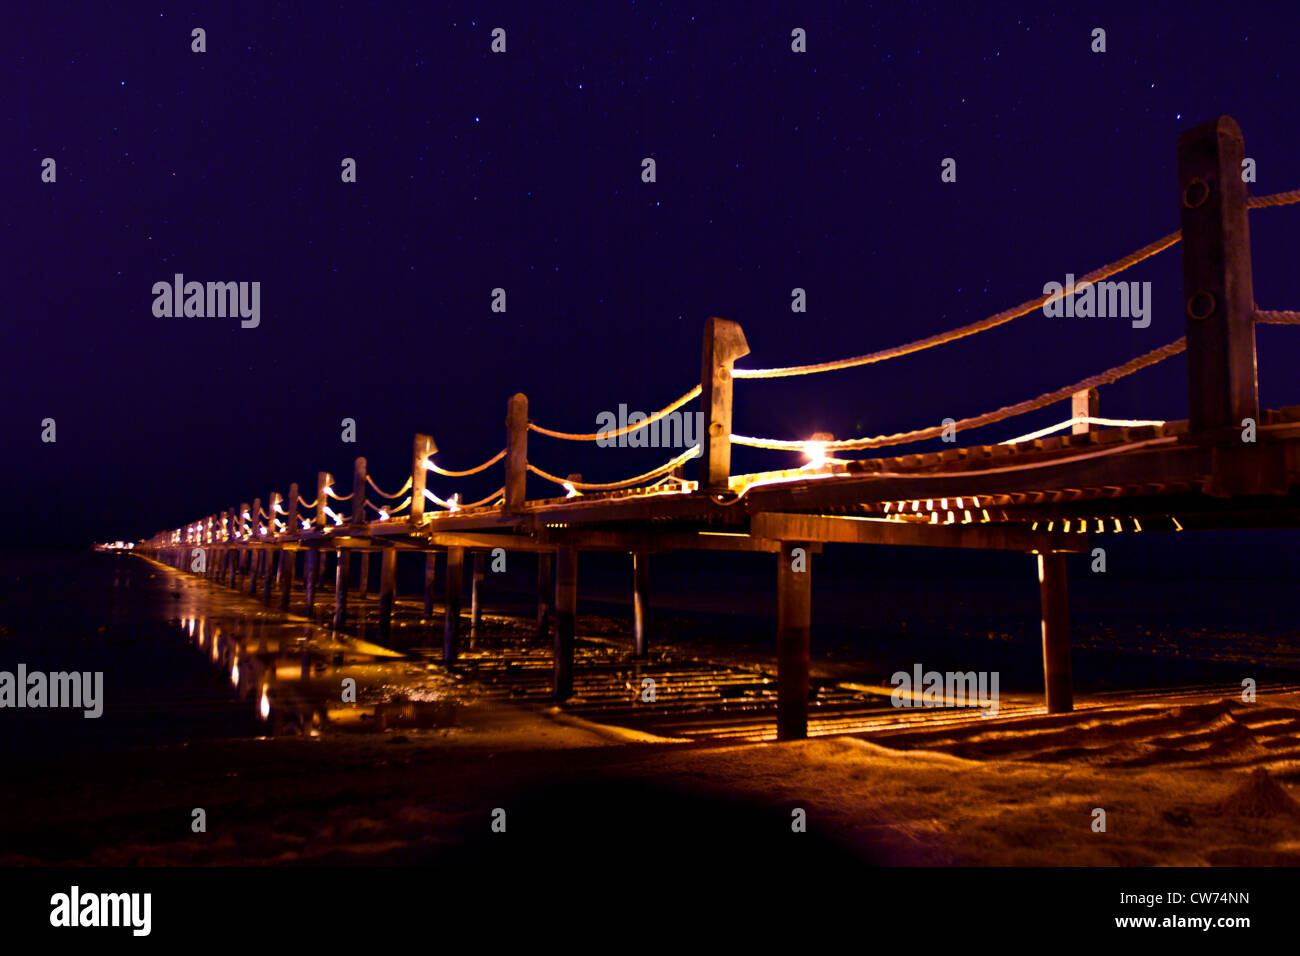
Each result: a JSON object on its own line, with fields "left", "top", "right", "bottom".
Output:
{"left": 1186, "top": 290, "right": 1216, "bottom": 321}
{"left": 1182, "top": 177, "right": 1210, "bottom": 209}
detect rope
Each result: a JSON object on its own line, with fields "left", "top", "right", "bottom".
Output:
{"left": 325, "top": 487, "right": 352, "bottom": 501}
{"left": 732, "top": 338, "right": 1187, "bottom": 451}
{"left": 387, "top": 496, "right": 411, "bottom": 514}
{"left": 460, "top": 487, "right": 506, "bottom": 509}
{"left": 733, "top": 232, "right": 1180, "bottom": 379}
{"left": 298, "top": 495, "right": 318, "bottom": 509}
{"left": 731, "top": 186, "right": 1300, "bottom": 382}
{"left": 366, "top": 473, "right": 413, "bottom": 499}
{"left": 1247, "top": 188, "right": 1300, "bottom": 209}
{"left": 528, "top": 386, "right": 702, "bottom": 441}
{"left": 257, "top": 508, "right": 270, "bottom": 520}
{"left": 528, "top": 445, "right": 699, "bottom": 491}
{"left": 425, "top": 449, "right": 506, "bottom": 477}
{"left": 1257, "top": 309, "right": 1300, "bottom": 324}
{"left": 1000, "top": 416, "right": 1167, "bottom": 445}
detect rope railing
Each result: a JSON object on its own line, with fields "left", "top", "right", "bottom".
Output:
{"left": 732, "top": 338, "right": 1187, "bottom": 452}
{"left": 731, "top": 186, "right": 1300, "bottom": 382}
{"left": 528, "top": 445, "right": 699, "bottom": 492}
{"left": 366, "top": 473, "right": 413, "bottom": 499}
{"left": 528, "top": 386, "right": 701, "bottom": 441}
{"left": 137, "top": 182, "right": 1300, "bottom": 550}
{"left": 460, "top": 487, "right": 506, "bottom": 509}
{"left": 424, "top": 449, "right": 506, "bottom": 477}
{"left": 1257, "top": 309, "right": 1300, "bottom": 324}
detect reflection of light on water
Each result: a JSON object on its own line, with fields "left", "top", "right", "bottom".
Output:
{"left": 259, "top": 686, "right": 271, "bottom": 719}
{"left": 230, "top": 660, "right": 240, "bottom": 686}
{"left": 187, "top": 618, "right": 195, "bottom": 638}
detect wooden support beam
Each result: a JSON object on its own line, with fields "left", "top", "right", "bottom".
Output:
{"left": 378, "top": 546, "right": 397, "bottom": 643}
{"left": 423, "top": 551, "right": 437, "bottom": 614}
{"left": 470, "top": 550, "right": 485, "bottom": 643}
{"left": 248, "top": 498, "right": 262, "bottom": 595}
{"left": 776, "top": 541, "right": 812, "bottom": 741}
{"left": 410, "top": 433, "right": 435, "bottom": 524}
{"left": 443, "top": 546, "right": 465, "bottom": 663}
{"left": 280, "top": 484, "right": 299, "bottom": 610}
{"left": 1178, "top": 115, "right": 1258, "bottom": 436}
{"left": 699, "top": 316, "right": 750, "bottom": 491}
{"left": 1038, "top": 552, "right": 1073, "bottom": 713}
{"left": 537, "top": 552, "right": 554, "bottom": 639}
{"left": 1071, "top": 388, "right": 1099, "bottom": 434}
{"left": 303, "top": 547, "right": 319, "bottom": 620}
{"left": 750, "top": 513, "right": 1089, "bottom": 553}
{"left": 333, "top": 549, "right": 351, "bottom": 629}
{"left": 505, "top": 393, "right": 529, "bottom": 510}
{"left": 554, "top": 546, "right": 577, "bottom": 701}
{"left": 359, "top": 550, "right": 370, "bottom": 599}
{"left": 352, "top": 457, "right": 367, "bottom": 525}
{"left": 278, "top": 546, "right": 294, "bottom": 610}
{"left": 633, "top": 552, "right": 649, "bottom": 658}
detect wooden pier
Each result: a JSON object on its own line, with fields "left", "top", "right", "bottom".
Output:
{"left": 128, "top": 117, "right": 1300, "bottom": 739}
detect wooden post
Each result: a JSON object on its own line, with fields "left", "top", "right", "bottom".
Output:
{"left": 359, "top": 551, "right": 371, "bottom": 599}
{"left": 236, "top": 502, "right": 249, "bottom": 587}
{"left": 303, "top": 547, "right": 319, "bottom": 620}
{"left": 315, "top": 472, "right": 331, "bottom": 530}
{"left": 537, "top": 552, "right": 554, "bottom": 639}
{"left": 1038, "top": 552, "right": 1073, "bottom": 714}
{"left": 333, "top": 549, "right": 350, "bottom": 629}
{"left": 1071, "top": 388, "right": 1099, "bottom": 435}
{"left": 444, "top": 546, "right": 465, "bottom": 664}
{"left": 228, "top": 507, "right": 241, "bottom": 587}
{"left": 377, "top": 547, "right": 397, "bottom": 642}
{"left": 248, "top": 498, "right": 262, "bottom": 595}
{"left": 410, "top": 434, "right": 435, "bottom": 524}
{"left": 1178, "top": 115, "right": 1258, "bottom": 436}
{"left": 280, "top": 483, "right": 299, "bottom": 610}
{"left": 423, "top": 551, "right": 437, "bottom": 614}
{"left": 263, "top": 494, "right": 278, "bottom": 601}
{"left": 633, "top": 552, "right": 649, "bottom": 658}
{"left": 698, "top": 317, "right": 750, "bottom": 491}
{"left": 470, "top": 551, "right": 485, "bottom": 643}
{"left": 505, "top": 393, "right": 529, "bottom": 510}
{"left": 776, "top": 541, "right": 812, "bottom": 741}
{"left": 352, "top": 457, "right": 367, "bottom": 525}
{"left": 554, "top": 545, "right": 578, "bottom": 701}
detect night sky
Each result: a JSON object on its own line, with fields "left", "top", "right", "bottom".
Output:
{"left": 5, "top": 2, "right": 1300, "bottom": 547}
